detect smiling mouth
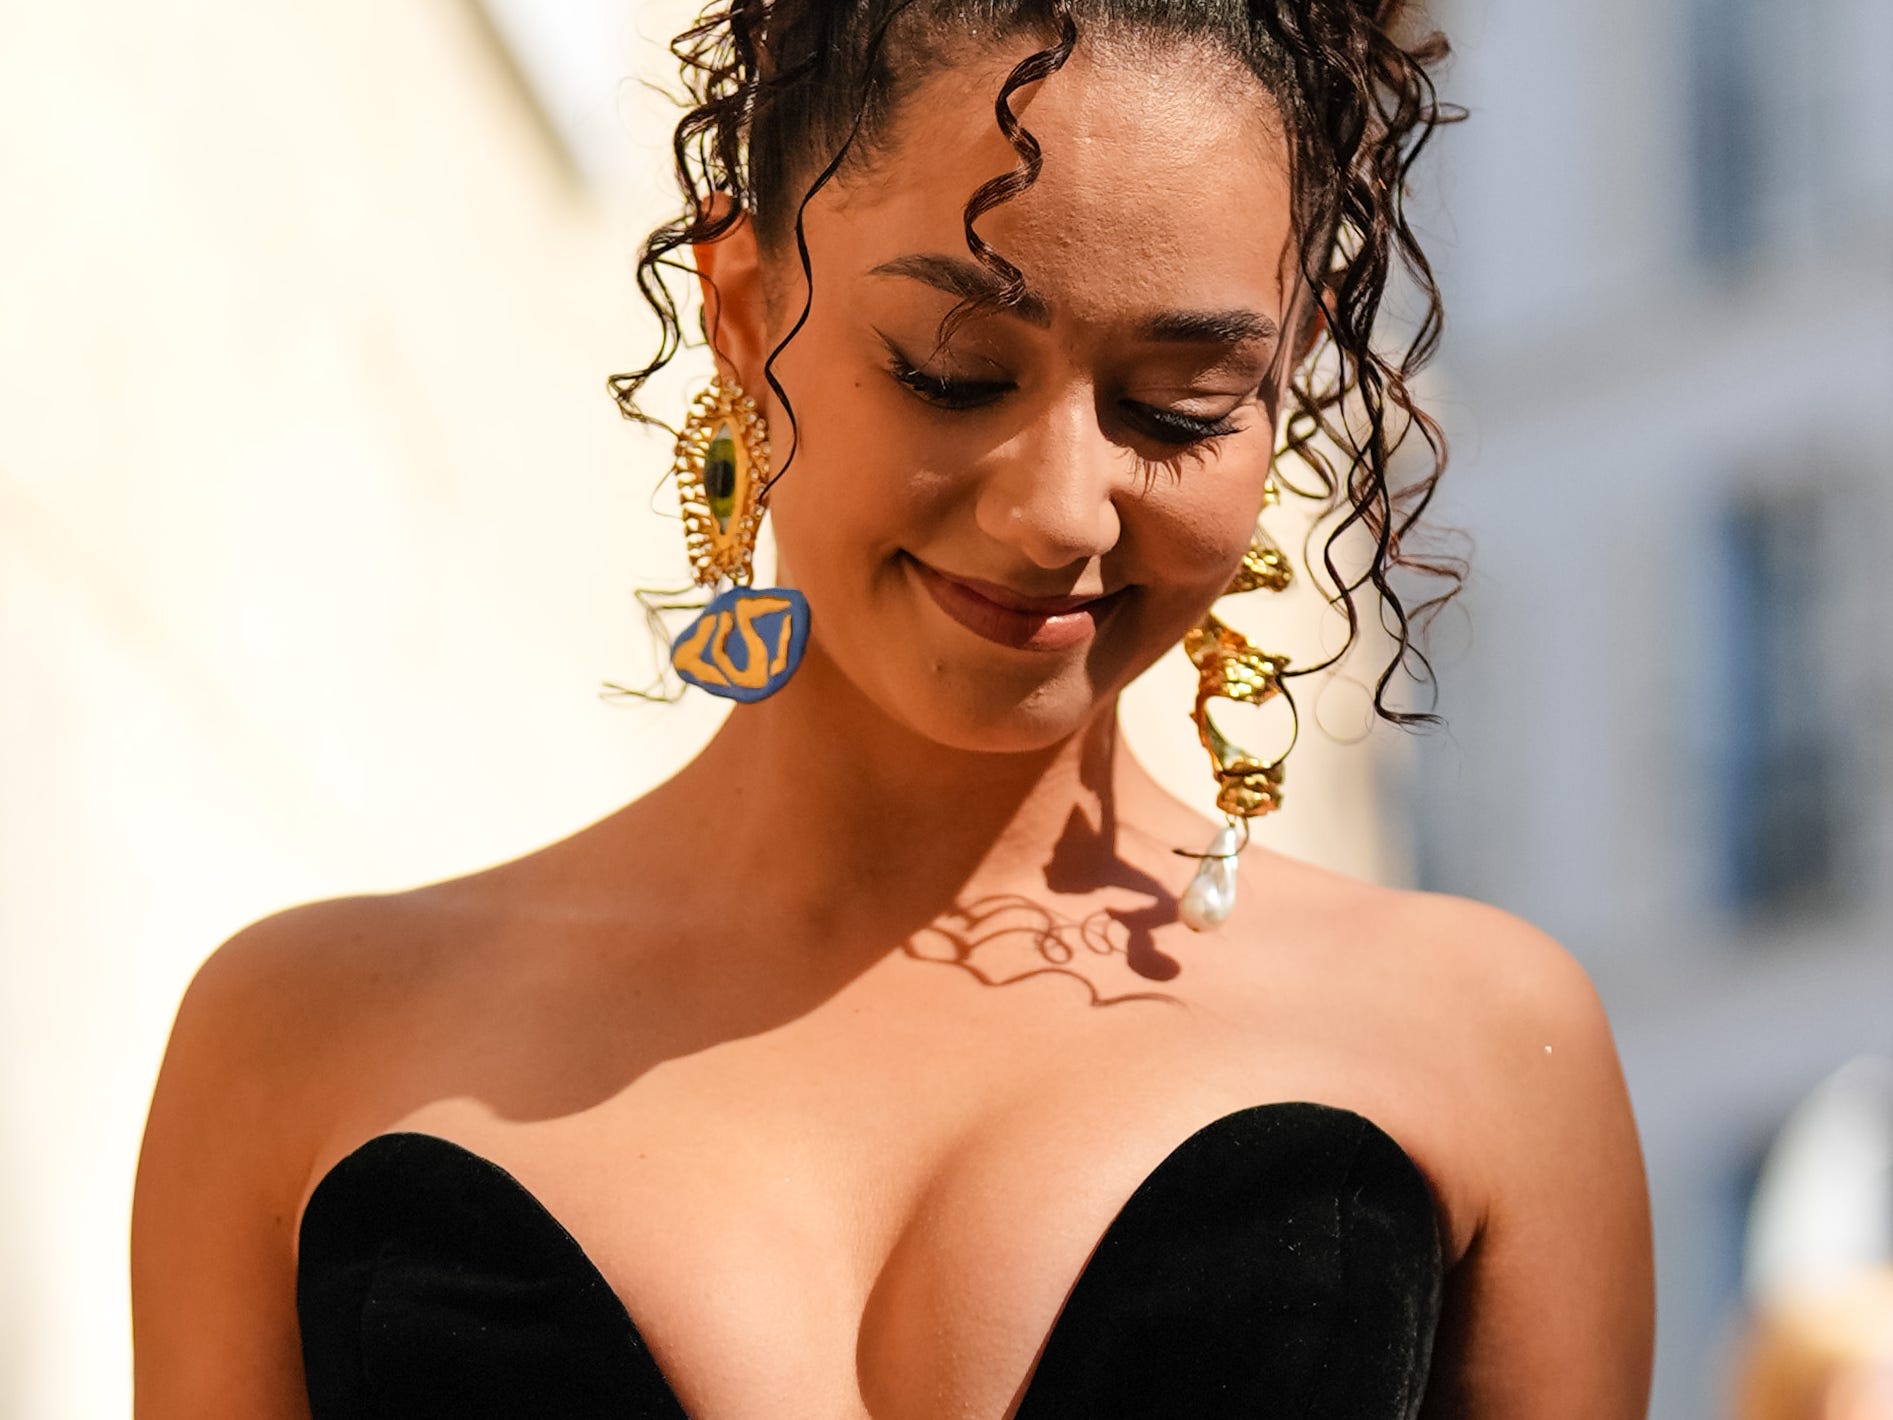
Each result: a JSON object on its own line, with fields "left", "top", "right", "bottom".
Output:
{"left": 902, "top": 553, "right": 1128, "bottom": 652}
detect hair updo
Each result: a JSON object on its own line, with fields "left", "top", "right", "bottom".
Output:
{"left": 609, "top": 0, "right": 1467, "bottom": 728}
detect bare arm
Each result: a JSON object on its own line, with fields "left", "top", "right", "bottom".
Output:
{"left": 1417, "top": 900, "right": 1656, "bottom": 1419}
{"left": 131, "top": 910, "right": 338, "bottom": 1419}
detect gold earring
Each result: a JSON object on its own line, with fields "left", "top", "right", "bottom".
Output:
{"left": 667, "top": 374, "right": 809, "bottom": 702}
{"left": 675, "top": 374, "right": 767, "bottom": 585}
{"left": 1225, "top": 472, "right": 1293, "bottom": 595}
{"left": 1225, "top": 524, "right": 1293, "bottom": 595}
{"left": 1174, "top": 479, "right": 1300, "bottom": 932}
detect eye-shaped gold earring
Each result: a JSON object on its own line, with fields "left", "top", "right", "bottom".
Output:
{"left": 666, "top": 374, "right": 810, "bottom": 702}
{"left": 1175, "top": 475, "right": 1300, "bottom": 933}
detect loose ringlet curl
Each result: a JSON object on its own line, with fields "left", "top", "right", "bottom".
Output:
{"left": 609, "top": 0, "right": 1468, "bottom": 728}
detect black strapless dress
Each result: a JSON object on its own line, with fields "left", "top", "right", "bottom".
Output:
{"left": 296, "top": 1100, "right": 1443, "bottom": 1418}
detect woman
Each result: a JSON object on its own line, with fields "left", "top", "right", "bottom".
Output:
{"left": 131, "top": 0, "right": 1655, "bottom": 1415}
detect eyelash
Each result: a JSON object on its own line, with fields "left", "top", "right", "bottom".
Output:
{"left": 882, "top": 348, "right": 1244, "bottom": 450}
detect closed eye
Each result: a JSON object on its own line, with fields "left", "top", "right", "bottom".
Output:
{"left": 884, "top": 351, "right": 1012, "bottom": 410}
{"left": 880, "top": 337, "right": 1246, "bottom": 450}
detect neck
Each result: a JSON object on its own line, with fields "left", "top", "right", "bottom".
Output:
{"left": 655, "top": 647, "right": 1166, "bottom": 943}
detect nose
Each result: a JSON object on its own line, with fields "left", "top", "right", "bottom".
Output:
{"left": 973, "top": 392, "right": 1122, "bottom": 571}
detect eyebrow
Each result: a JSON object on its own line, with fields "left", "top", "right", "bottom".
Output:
{"left": 867, "top": 252, "right": 1280, "bottom": 346}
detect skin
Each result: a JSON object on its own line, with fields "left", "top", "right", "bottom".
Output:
{"left": 131, "top": 33, "right": 1655, "bottom": 1420}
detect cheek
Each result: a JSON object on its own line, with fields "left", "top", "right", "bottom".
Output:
{"left": 762, "top": 359, "right": 965, "bottom": 581}
{"left": 752, "top": 342, "right": 881, "bottom": 571}
{"left": 761, "top": 393, "right": 950, "bottom": 595}
{"left": 1134, "top": 470, "right": 1272, "bottom": 599}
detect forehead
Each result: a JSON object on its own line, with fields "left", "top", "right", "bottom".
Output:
{"left": 806, "top": 35, "right": 1299, "bottom": 319}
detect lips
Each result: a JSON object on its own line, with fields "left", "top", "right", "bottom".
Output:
{"left": 903, "top": 553, "right": 1126, "bottom": 652}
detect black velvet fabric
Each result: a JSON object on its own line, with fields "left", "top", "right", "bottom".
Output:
{"left": 297, "top": 1101, "right": 1442, "bottom": 1419}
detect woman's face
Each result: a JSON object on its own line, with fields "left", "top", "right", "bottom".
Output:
{"left": 698, "top": 36, "right": 1309, "bottom": 754}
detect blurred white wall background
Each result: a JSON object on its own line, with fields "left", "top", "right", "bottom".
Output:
{"left": 1410, "top": 0, "right": 1893, "bottom": 1414}
{"left": 0, "top": 3, "right": 1398, "bottom": 1415}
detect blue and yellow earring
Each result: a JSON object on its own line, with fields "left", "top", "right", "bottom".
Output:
{"left": 668, "top": 374, "right": 809, "bottom": 702}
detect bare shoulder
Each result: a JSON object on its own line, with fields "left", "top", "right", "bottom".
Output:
{"left": 1375, "top": 887, "right": 1613, "bottom": 1034}
{"left": 1234, "top": 852, "right": 1616, "bottom": 1073}
{"left": 138, "top": 889, "right": 465, "bottom": 1219}
{"left": 132, "top": 889, "right": 458, "bottom": 1417}
{"left": 1356, "top": 891, "right": 1655, "bottom": 1418}
{"left": 167, "top": 890, "right": 454, "bottom": 1101}
{"left": 1380, "top": 890, "right": 1635, "bottom": 1128}
{"left": 1345, "top": 887, "right": 1638, "bottom": 1176}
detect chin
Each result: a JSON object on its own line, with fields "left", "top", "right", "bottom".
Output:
{"left": 868, "top": 653, "right": 1120, "bottom": 756}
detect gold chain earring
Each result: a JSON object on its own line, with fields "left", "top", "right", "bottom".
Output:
{"left": 667, "top": 374, "right": 810, "bottom": 701}
{"left": 1175, "top": 474, "right": 1300, "bottom": 932}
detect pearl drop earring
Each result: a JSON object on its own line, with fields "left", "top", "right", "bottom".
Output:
{"left": 1172, "top": 478, "right": 1298, "bottom": 934}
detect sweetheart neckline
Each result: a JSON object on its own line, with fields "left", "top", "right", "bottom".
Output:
{"left": 298, "top": 1099, "right": 1442, "bottom": 1418}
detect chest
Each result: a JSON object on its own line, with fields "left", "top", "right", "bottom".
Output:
{"left": 299, "top": 1011, "right": 1465, "bottom": 1420}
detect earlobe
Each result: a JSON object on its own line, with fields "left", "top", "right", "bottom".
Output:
{"left": 690, "top": 195, "right": 769, "bottom": 390}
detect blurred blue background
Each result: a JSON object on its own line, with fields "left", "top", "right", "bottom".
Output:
{"left": 1402, "top": 0, "right": 1892, "bottom": 1413}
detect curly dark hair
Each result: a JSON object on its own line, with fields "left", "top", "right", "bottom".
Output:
{"left": 608, "top": 0, "right": 1467, "bottom": 729}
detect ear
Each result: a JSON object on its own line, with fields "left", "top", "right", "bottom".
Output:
{"left": 690, "top": 192, "right": 771, "bottom": 394}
